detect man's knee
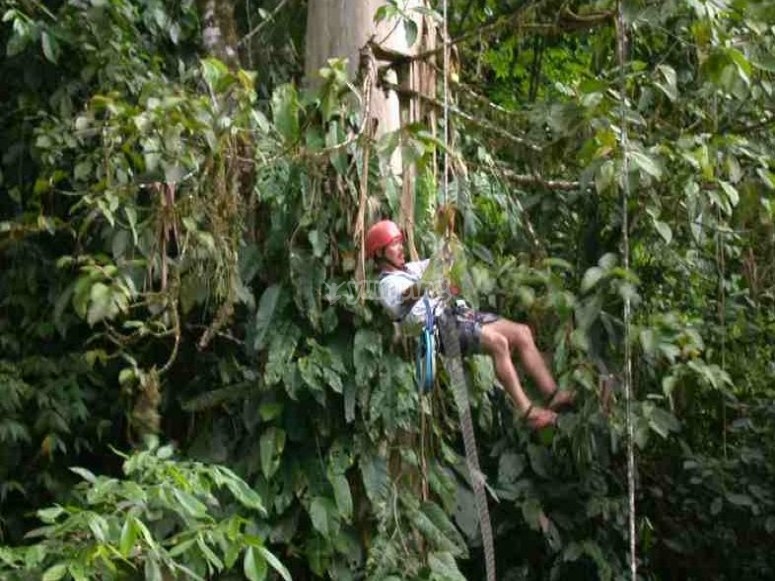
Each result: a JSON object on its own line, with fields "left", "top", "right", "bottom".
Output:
{"left": 483, "top": 329, "right": 509, "bottom": 355}
{"left": 509, "top": 322, "right": 534, "bottom": 350}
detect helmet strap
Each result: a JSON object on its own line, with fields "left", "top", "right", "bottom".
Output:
{"left": 376, "top": 249, "right": 402, "bottom": 271}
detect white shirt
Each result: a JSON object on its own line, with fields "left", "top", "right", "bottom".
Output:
{"left": 378, "top": 260, "right": 443, "bottom": 328}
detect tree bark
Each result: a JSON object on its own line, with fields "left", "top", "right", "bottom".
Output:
{"left": 198, "top": 0, "right": 240, "bottom": 69}
{"left": 305, "top": 0, "right": 424, "bottom": 139}
{"left": 305, "top": 0, "right": 431, "bottom": 262}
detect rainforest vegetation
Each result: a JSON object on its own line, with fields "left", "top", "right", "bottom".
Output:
{"left": 1, "top": 0, "right": 774, "bottom": 579}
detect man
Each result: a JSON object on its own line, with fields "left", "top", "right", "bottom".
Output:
{"left": 366, "top": 219, "right": 573, "bottom": 430}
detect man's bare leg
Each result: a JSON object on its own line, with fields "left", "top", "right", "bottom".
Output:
{"left": 479, "top": 326, "right": 556, "bottom": 429}
{"left": 484, "top": 319, "right": 575, "bottom": 409}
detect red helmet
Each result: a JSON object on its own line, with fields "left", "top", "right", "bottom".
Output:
{"left": 365, "top": 220, "right": 403, "bottom": 258}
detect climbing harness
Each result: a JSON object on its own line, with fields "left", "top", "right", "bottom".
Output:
{"left": 415, "top": 295, "right": 438, "bottom": 393}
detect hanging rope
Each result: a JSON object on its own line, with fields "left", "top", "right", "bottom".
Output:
{"left": 615, "top": 2, "right": 637, "bottom": 579}
{"left": 438, "top": 2, "right": 496, "bottom": 580}
{"left": 442, "top": 0, "right": 450, "bottom": 213}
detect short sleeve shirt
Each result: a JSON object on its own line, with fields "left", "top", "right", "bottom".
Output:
{"left": 378, "top": 260, "right": 442, "bottom": 327}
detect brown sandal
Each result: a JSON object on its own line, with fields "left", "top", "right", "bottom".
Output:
{"left": 546, "top": 387, "right": 576, "bottom": 412}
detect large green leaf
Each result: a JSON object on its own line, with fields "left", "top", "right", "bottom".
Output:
{"left": 328, "top": 473, "right": 353, "bottom": 522}
{"left": 427, "top": 551, "right": 466, "bottom": 581}
{"left": 259, "top": 427, "right": 286, "bottom": 480}
{"left": 272, "top": 84, "right": 300, "bottom": 143}
{"left": 252, "top": 284, "right": 283, "bottom": 352}
{"left": 243, "top": 546, "right": 267, "bottom": 581}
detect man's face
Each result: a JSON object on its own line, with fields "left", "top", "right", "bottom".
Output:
{"left": 383, "top": 238, "right": 405, "bottom": 268}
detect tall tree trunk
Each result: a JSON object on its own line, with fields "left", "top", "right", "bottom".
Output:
{"left": 198, "top": 0, "right": 240, "bottom": 69}
{"left": 304, "top": 0, "right": 421, "bottom": 139}
{"left": 305, "top": 0, "right": 433, "bottom": 263}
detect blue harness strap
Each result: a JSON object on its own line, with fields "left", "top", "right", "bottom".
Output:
{"left": 380, "top": 268, "right": 438, "bottom": 393}
{"left": 415, "top": 295, "right": 437, "bottom": 393}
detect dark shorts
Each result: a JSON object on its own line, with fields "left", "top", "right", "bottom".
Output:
{"left": 450, "top": 307, "right": 499, "bottom": 355}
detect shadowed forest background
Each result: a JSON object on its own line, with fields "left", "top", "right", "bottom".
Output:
{"left": 1, "top": 0, "right": 774, "bottom": 579}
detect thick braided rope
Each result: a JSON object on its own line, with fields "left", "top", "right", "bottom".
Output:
{"left": 438, "top": 314, "right": 496, "bottom": 581}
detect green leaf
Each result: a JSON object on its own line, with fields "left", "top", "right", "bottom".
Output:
{"left": 41, "top": 31, "right": 60, "bottom": 64}
{"left": 218, "top": 469, "right": 266, "bottom": 513}
{"left": 201, "top": 57, "right": 231, "bottom": 93}
{"left": 719, "top": 181, "right": 739, "bottom": 207}
{"left": 646, "top": 406, "right": 680, "bottom": 438}
{"left": 581, "top": 266, "right": 604, "bottom": 293}
{"left": 272, "top": 84, "right": 300, "bottom": 143}
{"left": 119, "top": 517, "right": 138, "bottom": 557}
{"left": 403, "top": 19, "right": 418, "bottom": 46}
{"left": 710, "top": 497, "right": 723, "bottom": 516}
{"left": 628, "top": 150, "right": 663, "bottom": 179}
{"left": 37, "top": 506, "right": 65, "bottom": 523}
{"left": 197, "top": 535, "right": 224, "bottom": 570}
{"left": 69, "top": 466, "right": 97, "bottom": 484}
{"left": 527, "top": 444, "right": 552, "bottom": 478}
{"left": 653, "top": 219, "right": 672, "bottom": 244}
{"left": 87, "top": 282, "right": 116, "bottom": 326}
{"left": 498, "top": 451, "right": 525, "bottom": 485}
{"left": 310, "top": 496, "right": 331, "bottom": 535}
{"left": 654, "top": 64, "right": 678, "bottom": 101}
{"left": 427, "top": 551, "right": 467, "bottom": 581}
{"left": 258, "top": 546, "right": 292, "bottom": 581}
{"left": 144, "top": 558, "right": 163, "bottom": 581}
{"left": 265, "top": 323, "right": 301, "bottom": 386}
{"left": 42, "top": 563, "right": 68, "bottom": 581}
{"left": 131, "top": 516, "right": 156, "bottom": 548}
{"left": 726, "top": 493, "right": 754, "bottom": 507}
{"left": 752, "top": 53, "right": 775, "bottom": 73}
{"left": 328, "top": 473, "right": 353, "bottom": 521}
{"left": 521, "top": 497, "right": 544, "bottom": 531}
{"left": 308, "top": 230, "right": 328, "bottom": 258}
{"left": 422, "top": 501, "right": 468, "bottom": 558}
{"left": 260, "top": 427, "right": 286, "bottom": 480}
{"left": 374, "top": 4, "right": 398, "bottom": 23}
{"left": 243, "top": 546, "right": 268, "bottom": 581}
{"left": 353, "top": 329, "right": 381, "bottom": 387}
{"left": 172, "top": 488, "right": 208, "bottom": 518}
{"left": 252, "top": 284, "right": 282, "bottom": 351}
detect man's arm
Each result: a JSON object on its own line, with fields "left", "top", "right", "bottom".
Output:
{"left": 400, "top": 281, "right": 425, "bottom": 304}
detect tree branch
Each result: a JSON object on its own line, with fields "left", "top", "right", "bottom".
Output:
{"left": 237, "top": 0, "right": 290, "bottom": 47}
{"left": 380, "top": 81, "right": 543, "bottom": 151}
{"left": 495, "top": 167, "right": 579, "bottom": 191}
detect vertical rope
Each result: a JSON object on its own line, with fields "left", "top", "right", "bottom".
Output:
{"left": 712, "top": 94, "right": 728, "bottom": 461}
{"left": 438, "top": 317, "right": 496, "bottom": 581}
{"left": 716, "top": 206, "right": 728, "bottom": 459}
{"left": 442, "top": 0, "right": 450, "bottom": 212}
{"left": 439, "top": 3, "right": 494, "bottom": 580}
{"left": 615, "top": 3, "right": 637, "bottom": 579}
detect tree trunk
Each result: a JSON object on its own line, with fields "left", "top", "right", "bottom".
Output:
{"left": 304, "top": 0, "right": 423, "bottom": 139}
{"left": 305, "top": 0, "right": 435, "bottom": 263}
{"left": 198, "top": 0, "right": 240, "bottom": 69}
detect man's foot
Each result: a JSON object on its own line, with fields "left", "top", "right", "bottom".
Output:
{"left": 546, "top": 387, "right": 576, "bottom": 412}
{"left": 523, "top": 405, "right": 557, "bottom": 430}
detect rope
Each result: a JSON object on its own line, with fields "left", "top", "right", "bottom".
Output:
{"left": 439, "top": 2, "right": 496, "bottom": 580}
{"left": 438, "top": 315, "right": 496, "bottom": 581}
{"left": 442, "top": 0, "right": 450, "bottom": 212}
{"left": 716, "top": 205, "right": 728, "bottom": 459}
{"left": 712, "top": 94, "right": 728, "bottom": 461}
{"left": 615, "top": 2, "right": 637, "bottom": 579}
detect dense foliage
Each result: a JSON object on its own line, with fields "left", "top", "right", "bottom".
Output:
{"left": 1, "top": 0, "right": 774, "bottom": 579}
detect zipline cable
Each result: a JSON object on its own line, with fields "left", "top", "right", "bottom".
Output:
{"left": 615, "top": 2, "right": 638, "bottom": 579}
{"left": 439, "top": 2, "right": 496, "bottom": 580}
